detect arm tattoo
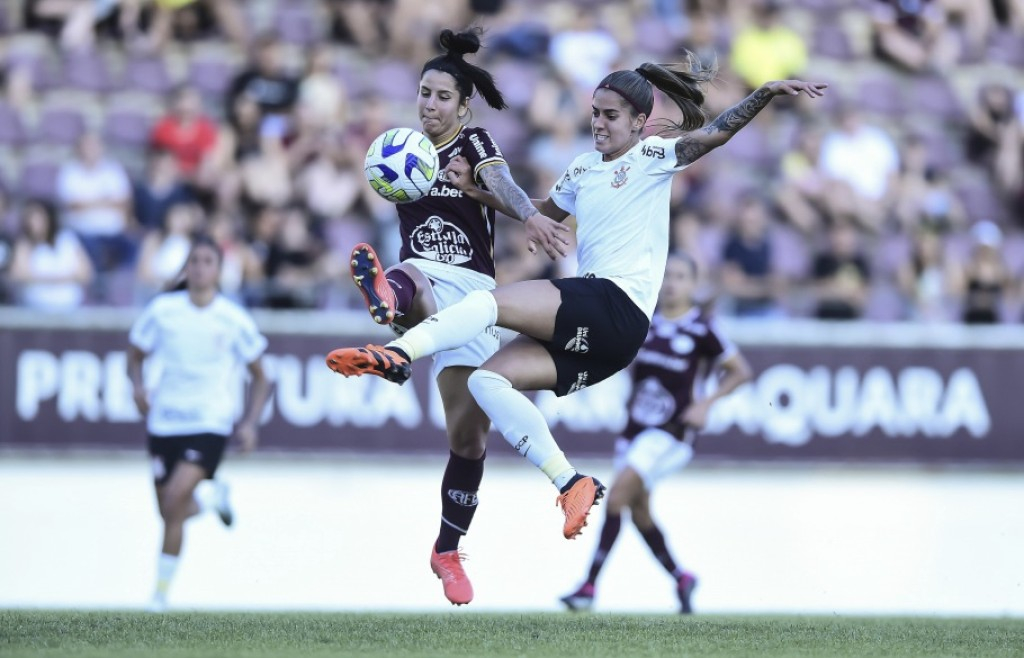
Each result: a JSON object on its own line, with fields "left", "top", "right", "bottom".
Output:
{"left": 479, "top": 164, "right": 536, "bottom": 222}
{"left": 675, "top": 86, "right": 775, "bottom": 166}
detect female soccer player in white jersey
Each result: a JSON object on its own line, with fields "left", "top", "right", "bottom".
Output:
{"left": 560, "top": 251, "right": 752, "bottom": 614}
{"left": 127, "top": 235, "right": 271, "bottom": 612}
{"left": 344, "top": 28, "right": 565, "bottom": 606}
{"left": 327, "top": 56, "right": 826, "bottom": 542}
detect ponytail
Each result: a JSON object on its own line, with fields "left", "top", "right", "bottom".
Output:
{"left": 597, "top": 51, "right": 717, "bottom": 134}
{"left": 422, "top": 28, "right": 507, "bottom": 110}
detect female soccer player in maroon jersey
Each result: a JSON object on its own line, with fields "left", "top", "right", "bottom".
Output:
{"left": 343, "top": 28, "right": 566, "bottom": 606}
{"left": 560, "top": 251, "right": 752, "bottom": 614}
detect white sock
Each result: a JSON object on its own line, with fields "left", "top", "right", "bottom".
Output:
{"left": 468, "top": 369, "right": 576, "bottom": 490}
{"left": 389, "top": 289, "right": 497, "bottom": 361}
{"left": 154, "top": 553, "right": 179, "bottom": 598}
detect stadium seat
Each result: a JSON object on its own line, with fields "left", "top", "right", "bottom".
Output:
{"left": 369, "top": 60, "right": 420, "bottom": 101}
{"left": 857, "top": 74, "right": 906, "bottom": 117}
{"left": 102, "top": 108, "right": 157, "bottom": 148}
{"left": 955, "top": 180, "right": 1006, "bottom": 224}
{"left": 769, "top": 224, "right": 812, "bottom": 279}
{"left": 17, "top": 158, "right": 62, "bottom": 201}
{"left": 124, "top": 57, "right": 176, "bottom": 95}
{"left": 274, "top": 2, "right": 328, "bottom": 46}
{"left": 0, "top": 104, "right": 28, "bottom": 146}
{"left": 34, "top": 106, "right": 87, "bottom": 145}
{"left": 62, "top": 51, "right": 118, "bottom": 93}
{"left": 908, "top": 76, "right": 964, "bottom": 124}
{"left": 811, "top": 24, "right": 855, "bottom": 60}
{"left": 488, "top": 60, "right": 542, "bottom": 111}
{"left": 987, "top": 29, "right": 1024, "bottom": 67}
{"left": 864, "top": 280, "right": 907, "bottom": 321}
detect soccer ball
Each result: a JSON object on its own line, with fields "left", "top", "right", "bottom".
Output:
{"left": 364, "top": 127, "right": 439, "bottom": 203}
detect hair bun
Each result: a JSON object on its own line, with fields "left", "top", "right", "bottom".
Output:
{"left": 439, "top": 28, "right": 481, "bottom": 58}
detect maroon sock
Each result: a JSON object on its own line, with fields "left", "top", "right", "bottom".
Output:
{"left": 638, "top": 524, "right": 680, "bottom": 575}
{"left": 585, "top": 513, "right": 622, "bottom": 585}
{"left": 436, "top": 451, "right": 485, "bottom": 553}
{"left": 385, "top": 269, "right": 416, "bottom": 316}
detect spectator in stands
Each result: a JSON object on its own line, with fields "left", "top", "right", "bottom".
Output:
{"left": 775, "top": 125, "right": 828, "bottom": 235}
{"left": 293, "top": 130, "right": 362, "bottom": 229}
{"left": 3, "top": 63, "right": 38, "bottom": 118}
{"left": 23, "top": 0, "right": 128, "bottom": 51}
{"left": 135, "top": 200, "right": 203, "bottom": 300}
{"left": 897, "top": 226, "right": 957, "bottom": 321}
{"left": 327, "top": 0, "right": 390, "bottom": 56}
{"left": 145, "top": 0, "right": 248, "bottom": 50}
{"left": 150, "top": 86, "right": 219, "bottom": 185}
{"left": 56, "top": 132, "right": 137, "bottom": 274}
{"left": 261, "top": 204, "right": 324, "bottom": 309}
{"left": 8, "top": 198, "right": 94, "bottom": 311}
{"left": 871, "top": 0, "right": 959, "bottom": 73}
{"left": 989, "top": 0, "right": 1024, "bottom": 31}
{"left": 196, "top": 93, "right": 262, "bottom": 212}
{"left": 730, "top": 0, "right": 807, "bottom": 94}
{"left": 892, "top": 134, "right": 967, "bottom": 234}
{"left": 950, "top": 220, "right": 1013, "bottom": 323}
{"left": 208, "top": 209, "right": 264, "bottom": 304}
{"left": 818, "top": 105, "right": 900, "bottom": 232}
{"left": 719, "top": 194, "right": 784, "bottom": 317}
{"left": 225, "top": 32, "right": 299, "bottom": 131}
{"left": 548, "top": 4, "right": 621, "bottom": 108}
{"left": 134, "top": 148, "right": 195, "bottom": 231}
{"left": 238, "top": 128, "right": 293, "bottom": 213}
{"left": 811, "top": 221, "right": 871, "bottom": 320}
{"left": 966, "top": 83, "right": 1018, "bottom": 166}
{"left": 297, "top": 44, "right": 348, "bottom": 131}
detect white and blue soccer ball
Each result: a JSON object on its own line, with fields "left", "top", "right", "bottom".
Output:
{"left": 364, "top": 127, "right": 439, "bottom": 203}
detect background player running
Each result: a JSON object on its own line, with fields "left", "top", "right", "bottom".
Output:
{"left": 560, "top": 250, "right": 752, "bottom": 614}
{"left": 345, "top": 28, "right": 565, "bottom": 606}
{"left": 328, "top": 55, "right": 825, "bottom": 546}
{"left": 127, "top": 235, "right": 271, "bottom": 612}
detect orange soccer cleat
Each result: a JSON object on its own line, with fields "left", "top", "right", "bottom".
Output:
{"left": 349, "top": 243, "right": 398, "bottom": 326}
{"left": 325, "top": 345, "right": 411, "bottom": 383}
{"left": 556, "top": 476, "right": 606, "bottom": 540}
{"left": 430, "top": 546, "right": 474, "bottom": 606}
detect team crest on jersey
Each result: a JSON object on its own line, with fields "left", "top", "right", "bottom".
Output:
{"left": 630, "top": 377, "right": 677, "bottom": 426}
{"left": 610, "top": 164, "right": 630, "bottom": 188}
{"left": 411, "top": 215, "right": 473, "bottom": 265}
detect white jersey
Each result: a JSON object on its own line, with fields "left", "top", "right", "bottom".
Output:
{"left": 549, "top": 135, "right": 689, "bottom": 319}
{"left": 129, "top": 291, "right": 268, "bottom": 437}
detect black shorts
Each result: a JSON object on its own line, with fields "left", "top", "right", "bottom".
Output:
{"left": 147, "top": 433, "right": 228, "bottom": 486}
{"left": 543, "top": 277, "right": 650, "bottom": 397}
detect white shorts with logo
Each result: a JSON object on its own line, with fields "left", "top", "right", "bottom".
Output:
{"left": 405, "top": 258, "right": 501, "bottom": 379}
{"left": 613, "top": 428, "right": 694, "bottom": 490}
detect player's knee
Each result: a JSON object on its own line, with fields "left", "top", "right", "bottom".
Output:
{"left": 467, "top": 368, "right": 510, "bottom": 401}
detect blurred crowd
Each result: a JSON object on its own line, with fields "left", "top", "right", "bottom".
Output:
{"left": 0, "top": 0, "right": 1022, "bottom": 322}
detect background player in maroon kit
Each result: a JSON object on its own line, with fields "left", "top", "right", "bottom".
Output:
{"left": 344, "top": 28, "right": 566, "bottom": 606}
{"left": 561, "top": 251, "right": 752, "bottom": 614}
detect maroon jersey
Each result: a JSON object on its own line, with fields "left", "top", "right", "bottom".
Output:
{"left": 397, "top": 126, "right": 505, "bottom": 278}
{"left": 623, "top": 308, "right": 736, "bottom": 441}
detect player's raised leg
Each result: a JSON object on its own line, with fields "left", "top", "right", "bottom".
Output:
{"left": 467, "top": 338, "right": 605, "bottom": 539}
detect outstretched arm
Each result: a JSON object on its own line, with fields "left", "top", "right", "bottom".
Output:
{"left": 675, "top": 80, "right": 828, "bottom": 166}
{"left": 445, "top": 157, "right": 571, "bottom": 259}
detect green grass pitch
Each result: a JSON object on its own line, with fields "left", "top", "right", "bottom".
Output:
{"left": 2, "top": 611, "right": 1023, "bottom": 658}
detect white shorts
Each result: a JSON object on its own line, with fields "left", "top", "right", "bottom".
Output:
{"left": 406, "top": 259, "right": 501, "bottom": 379}
{"left": 613, "top": 428, "right": 694, "bottom": 490}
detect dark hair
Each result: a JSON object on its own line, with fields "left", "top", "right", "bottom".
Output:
{"left": 164, "top": 233, "right": 223, "bottom": 292}
{"left": 596, "top": 51, "right": 716, "bottom": 133}
{"left": 421, "top": 28, "right": 507, "bottom": 110}
{"left": 21, "top": 199, "right": 58, "bottom": 246}
{"left": 667, "top": 249, "right": 698, "bottom": 277}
